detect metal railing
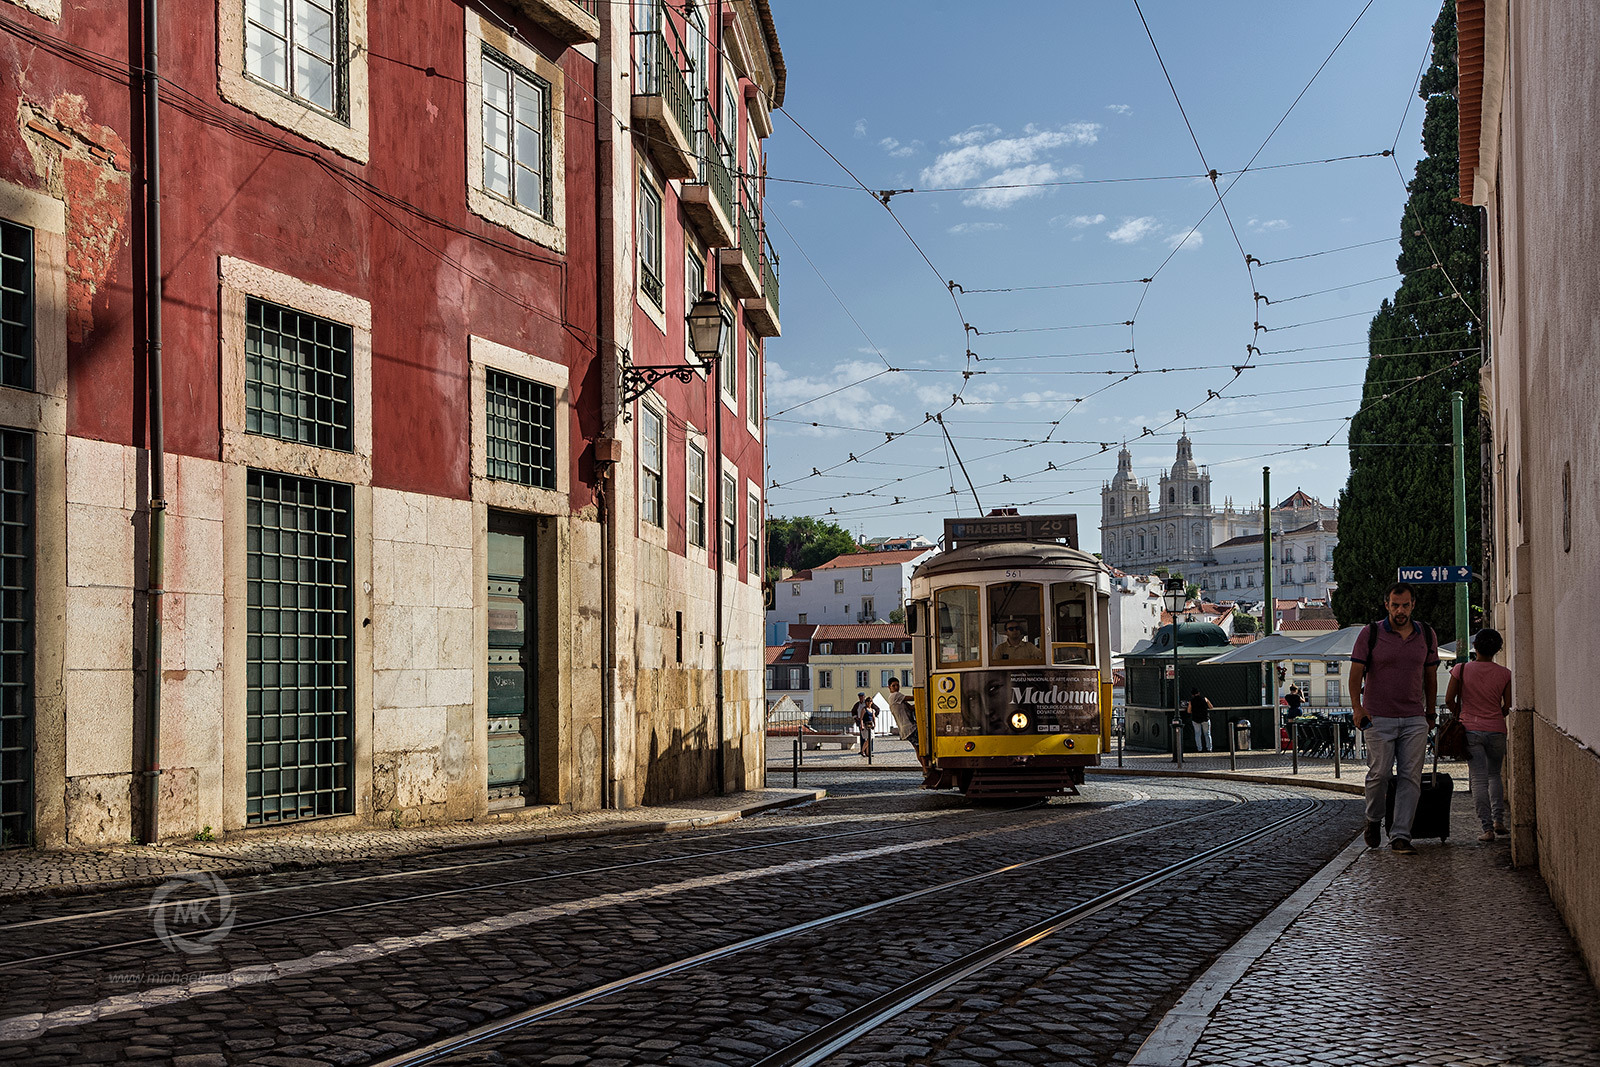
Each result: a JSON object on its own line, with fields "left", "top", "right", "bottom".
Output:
{"left": 632, "top": 23, "right": 694, "bottom": 150}
{"left": 739, "top": 203, "right": 759, "bottom": 269}
{"left": 760, "top": 234, "right": 780, "bottom": 317}
{"left": 699, "top": 147, "right": 734, "bottom": 226}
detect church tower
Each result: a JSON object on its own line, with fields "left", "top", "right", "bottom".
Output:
{"left": 1156, "top": 434, "right": 1214, "bottom": 565}
{"left": 1100, "top": 446, "right": 1149, "bottom": 568}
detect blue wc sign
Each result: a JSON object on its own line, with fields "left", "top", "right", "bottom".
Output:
{"left": 1396, "top": 566, "right": 1473, "bottom": 583}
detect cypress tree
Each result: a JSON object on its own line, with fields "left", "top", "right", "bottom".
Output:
{"left": 1330, "top": 1, "right": 1482, "bottom": 643}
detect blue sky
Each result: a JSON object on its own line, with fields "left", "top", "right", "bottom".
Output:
{"left": 760, "top": 0, "right": 1444, "bottom": 553}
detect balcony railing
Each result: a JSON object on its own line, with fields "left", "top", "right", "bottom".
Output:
{"left": 761, "top": 237, "right": 779, "bottom": 322}
{"left": 703, "top": 150, "right": 734, "bottom": 229}
{"left": 635, "top": 29, "right": 693, "bottom": 142}
{"left": 630, "top": 18, "right": 697, "bottom": 178}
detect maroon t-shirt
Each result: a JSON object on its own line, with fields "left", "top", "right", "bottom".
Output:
{"left": 1352, "top": 619, "right": 1440, "bottom": 717}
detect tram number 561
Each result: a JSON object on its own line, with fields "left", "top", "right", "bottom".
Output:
{"left": 933, "top": 674, "right": 962, "bottom": 712}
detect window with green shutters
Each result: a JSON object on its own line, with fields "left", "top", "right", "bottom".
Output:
{"left": 246, "top": 471, "right": 353, "bottom": 824}
{"left": 245, "top": 297, "right": 353, "bottom": 452}
{"left": 486, "top": 369, "right": 557, "bottom": 490}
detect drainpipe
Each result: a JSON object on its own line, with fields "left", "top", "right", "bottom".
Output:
{"left": 712, "top": 257, "right": 727, "bottom": 796}
{"left": 139, "top": 0, "right": 166, "bottom": 845}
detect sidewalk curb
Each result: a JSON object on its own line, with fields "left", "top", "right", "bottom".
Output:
{"left": 1128, "top": 831, "right": 1369, "bottom": 1066}
{"left": 764, "top": 765, "right": 923, "bottom": 774}
{"left": 1088, "top": 766, "right": 1365, "bottom": 795}
{"left": 0, "top": 789, "right": 825, "bottom": 905}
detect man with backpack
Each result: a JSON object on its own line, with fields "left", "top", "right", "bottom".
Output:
{"left": 1349, "top": 582, "right": 1440, "bottom": 854}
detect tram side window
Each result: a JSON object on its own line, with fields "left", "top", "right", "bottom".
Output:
{"left": 935, "top": 587, "right": 982, "bottom": 666}
{"left": 988, "top": 582, "right": 1044, "bottom": 664}
{"left": 1051, "top": 584, "right": 1093, "bottom": 665}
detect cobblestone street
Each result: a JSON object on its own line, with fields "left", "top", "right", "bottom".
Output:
{"left": 0, "top": 774, "right": 1594, "bottom": 1066}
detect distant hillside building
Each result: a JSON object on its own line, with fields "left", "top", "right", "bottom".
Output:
{"left": 766, "top": 547, "right": 935, "bottom": 644}
{"left": 1100, "top": 438, "right": 1337, "bottom": 604}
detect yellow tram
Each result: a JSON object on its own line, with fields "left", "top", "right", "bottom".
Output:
{"left": 904, "top": 514, "right": 1112, "bottom": 798}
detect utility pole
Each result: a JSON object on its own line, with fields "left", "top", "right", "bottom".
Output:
{"left": 1263, "top": 467, "right": 1278, "bottom": 717}
{"left": 1451, "top": 391, "right": 1470, "bottom": 648}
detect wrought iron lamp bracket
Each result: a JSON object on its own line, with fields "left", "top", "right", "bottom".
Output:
{"left": 618, "top": 349, "right": 714, "bottom": 421}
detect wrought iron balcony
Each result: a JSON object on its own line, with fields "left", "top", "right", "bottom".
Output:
{"left": 747, "top": 236, "right": 780, "bottom": 337}
{"left": 725, "top": 202, "right": 762, "bottom": 298}
{"left": 631, "top": 26, "right": 697, "bottom": 180}
{"left": 682, "top": 142, "right": 736, "bottom": 247}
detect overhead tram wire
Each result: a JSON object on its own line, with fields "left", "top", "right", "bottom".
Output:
{"left": 765, "top": 206, "right": 892, "bottom": 372}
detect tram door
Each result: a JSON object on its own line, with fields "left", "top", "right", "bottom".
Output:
{"left": 487, "top": 513, "right": 539, "bottom": 804}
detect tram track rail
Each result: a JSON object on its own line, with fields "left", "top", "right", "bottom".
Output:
{"left": 0, "top": 793, "right": 1149, "bottom": 971}
{"left": 370, "top": 789, "right": 1304, "bottom": 1067}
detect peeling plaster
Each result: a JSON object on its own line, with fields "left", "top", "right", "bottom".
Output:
{"left": 18, "top": 95, "right": 131, "bottom": 343}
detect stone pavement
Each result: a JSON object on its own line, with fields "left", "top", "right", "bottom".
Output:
{"left": 1131, "top": 788, "right": 1600, "bottom": 1067}
{"left": 0, "top": 786, "right": 822, "bottom": 903}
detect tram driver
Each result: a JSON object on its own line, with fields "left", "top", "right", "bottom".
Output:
{"left": 992, "top": 618, "right": 1043, "bottom": 663}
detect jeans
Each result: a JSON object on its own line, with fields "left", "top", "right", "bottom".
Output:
{"left": 1467, "top": 730, "right": 1507, "bottom": 830}
{"left": 1363, "top": 716, "right": 1429, "bottom": 839}
{"left": 1194, "top": 719, "right": 1213, "bottom": 752}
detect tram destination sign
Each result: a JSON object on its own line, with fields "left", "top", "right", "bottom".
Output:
{"left": 945, "top": 513, "right": 1079, "bottom": 549}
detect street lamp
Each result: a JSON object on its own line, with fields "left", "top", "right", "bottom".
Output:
{"left": 687, "top": 290, "right": 724, "bottom": 362}
{"left": 1164, "top": 577, "right": 1187, "bottom": 766}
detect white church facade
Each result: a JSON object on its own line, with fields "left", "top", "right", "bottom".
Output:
{"left": 1100, "top": 437, "right": 1339, "bottom": 604}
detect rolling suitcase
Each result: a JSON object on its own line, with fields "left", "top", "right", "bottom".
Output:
{"left": 1384, "top": 731, "right": 1453, "bottom": 840}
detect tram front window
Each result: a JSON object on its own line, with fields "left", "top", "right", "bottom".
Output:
{"left": 935, "top": 587, "right": 982, "bottom": 666}
{"left": 1051, "top": 583, "right": 1093, "bottom": 665}
{"left": 989, "top": 582, "right": 1043, "bottom": 664}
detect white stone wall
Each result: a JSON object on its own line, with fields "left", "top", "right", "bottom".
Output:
{"left": 371, "top": 488, "right": 477, "bottom": 821}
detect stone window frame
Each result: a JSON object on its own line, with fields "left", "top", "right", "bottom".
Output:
{"left": 745, "top": 336, "right": 760, "bottom": 439}
{"left": 718, "top": 460, "right": 738, "bottom": 573}
{"left": 833, "top": 579, "right": 844, "bottom": 594}
{"left": 218, "top": 0, "right": 371, "bottom": 164}
{"left": 718, "top": 294, "right": 737, "bottom": 412}
{"left": 0, "top": 180, "right": 67, "bottom": 845}
{"left": 219, "top": 257, "right": 372, "bottom": 485}
{"left": 469, "top": 335, "right": 570, "bottom": 517}
{"left": 746, "top": 478, "right": 760, "bottom": 586}
{"left": 464, "top": 10, "right": 568, "bottom": 253}
{"left": 5, "top": 0, "right": 61, "bottom": 22}
{"left": 637, "top": 168, "right": 665, "bottom": 315}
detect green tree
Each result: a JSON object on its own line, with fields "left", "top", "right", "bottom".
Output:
{"left": 1331, "top": 1, "right": 1480, "bottom": 644}
{"left": 1233, "top": 613, "right": 1259, "bottom": 635}
{"left": 765, "top": 515, "right": 858, "bottom": 577}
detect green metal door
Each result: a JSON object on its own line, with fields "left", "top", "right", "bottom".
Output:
{"left": 487, "top": 514, "right": 537, "bottom": 801}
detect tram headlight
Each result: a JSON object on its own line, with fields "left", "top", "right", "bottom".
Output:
{"left": 1009, "top": 712, "right": 1029, "bottom": 731}
{"left": 1064, "top": 738, "right": 1076, "bottom": 749}
{"left": 964, "top": 741, "right": 976, "bottom": 751}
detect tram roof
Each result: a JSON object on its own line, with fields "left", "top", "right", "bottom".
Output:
{"left": 913, "top": 540, "right": 1106, "bottom": 580}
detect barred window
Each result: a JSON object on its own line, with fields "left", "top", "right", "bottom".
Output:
{"left": 246, "top": 470, "right": 353, "bottom": 824}
{"left": 0, "top": 430, "right": 32, "bottom": 847}
{"left": 687, "top": 442, "right": 706, "bottom": 547}
{"left": 638, "top": 176, "right": 663, "bottom": 308}
{"left": 641, "top": 405, "right": 664, "bottom": 528}
{"left": 485, "top": 369, "right": 556, "bottom": 489}
{"left": 0, "top": 221, "right": 33, "bottom": 391}
{"left": 246, "top": 0, "right": 345, "bottom": 117}
{"left": 245, "top": 297, "right": 353, "bottom": 452}
{"left": 481, "top": 47, "right": 551, "bottom": 218}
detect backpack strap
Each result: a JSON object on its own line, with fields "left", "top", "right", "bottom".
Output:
{"left": 1358, "top": 620, "right": 1380, "bottom": 668}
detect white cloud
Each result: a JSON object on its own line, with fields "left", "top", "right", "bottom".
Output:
{"left": 765, "top": 359, "right": 902, "bottom": 430}
{"left": 1107, "top": 216, "right": 1161, "bottom": 244}
{"left": 948, "top": 221, "right": 1006, "bottom": 234}
{"left": 1052, "top": 212, "right": 1106, "bottom": 229}
{"left": 961, "top": 163, "right": 1073, "bottom": 209}
{"left": 789, "top": 199, "right": 806, "bottom": 208}
{"left": 1247, "top": 217, "right": 1289, "bottom": 232}
{"left": 878, "top": 136, "right": 922, "bottom": 158}
{"left": 920, "top": 124, "right": 1100, "bottom": 190}
{"left": 1165, "top": 228, "right": 1204, "bottom": 251}
{"left": 1106, "top": 103, "right": 1132, "bottom": 115}
{"left": 945, "top": 123, "right": 1002, "bottom": 146}
{"left": 853, "top": 118, "right": 868, "bottom": 138}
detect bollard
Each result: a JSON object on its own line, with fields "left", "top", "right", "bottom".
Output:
{"left": 1333, "top": 722, "right": 1342, "bottom": 779}
{"left": 1172, "top": 719, "right": 1184, "bottom": 766}
{"left": 792, "top": 737, "right": 800, "bottom": 788}
{"left": 1228, "top": 717, "right": 1237, "bottom": 772}
{"left": 1291, "top": 719, "right": 1299, "bottom": 775}
{"left": 1117, "top": 719, "right": 1124, "bottom": 768}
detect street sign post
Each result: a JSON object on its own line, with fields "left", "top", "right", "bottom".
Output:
{"left": 1396, "top": 566, "right": 1473, "bottom": 583}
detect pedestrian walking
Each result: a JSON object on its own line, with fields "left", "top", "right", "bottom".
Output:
{"left": 1444, "top": 628, "right": 1512, "bottom": 842}
{"left": 851, "top": 692, "right": 874, "bottom": 756}
{"left": 1285, "top": 684, "right": 1303, "bottom": 721}
{"left": 884, "top": 678, "right": 925, "bottom": 769}
{"left": 1350, "top": 582, "right": 1440, "bottom": 854}
{"left": 1186, "top": 688, "right": 1214, "bottom": 752}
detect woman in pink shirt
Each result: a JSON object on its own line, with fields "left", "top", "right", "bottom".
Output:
{"left": 1444, "top": 628, "right": 1513, "bottom": 842}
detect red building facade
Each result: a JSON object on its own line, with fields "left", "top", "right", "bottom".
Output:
{"left": 0, "top": 0, "right": 781, "bottom": 847}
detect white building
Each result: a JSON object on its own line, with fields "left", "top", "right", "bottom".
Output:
{"left": 1108, "top": 572, "right": 1165, "bottom": 656}
{"left": 1203, "top": 516, "right": 1339, "bottom": 605}
{"left": 766, "top": 547, "right": 935, "bottom": 644}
